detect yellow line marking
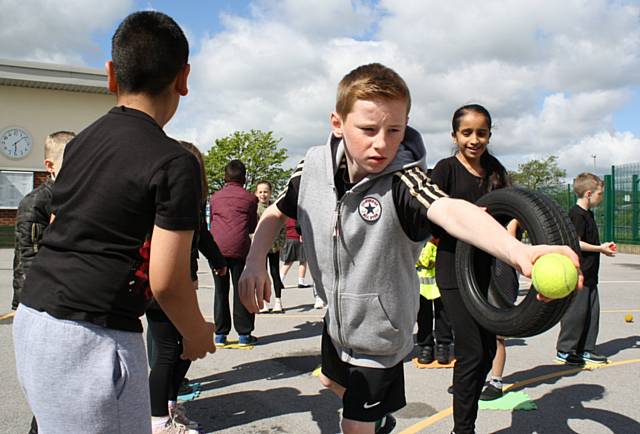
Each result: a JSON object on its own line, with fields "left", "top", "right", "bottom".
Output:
{"left": 399, "top": 358, "right": 640, "bottom": 434}
{"left": 0, "top": 311, "right": 16, "bottom": 321}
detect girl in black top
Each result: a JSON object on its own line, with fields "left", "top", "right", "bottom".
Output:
{"left": 147, "top": 142, "right": 227, "bottom": 433}
{"left": 430, "top": 104, "right": 511, "bottom": 434}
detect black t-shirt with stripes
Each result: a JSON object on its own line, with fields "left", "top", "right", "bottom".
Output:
{"left": 276, "top": 157, "right": 445, "bottom": 243}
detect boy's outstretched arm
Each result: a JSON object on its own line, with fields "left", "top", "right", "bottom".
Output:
{"left": 427, "top": 198, "right": 583, "bottom": 289}
{"left": 149, "top": 225, "right": 216, "bottom": 360}
{"left": 239, "top": 203, "right": 288, "bottom": 313}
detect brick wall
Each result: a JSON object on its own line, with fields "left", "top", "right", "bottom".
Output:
{"left": 0, "top": 209, "right": 17, "bottom": 226}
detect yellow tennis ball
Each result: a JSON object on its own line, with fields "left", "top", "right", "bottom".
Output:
{"left": 625, "top": 314, "right": 634, "bottom": 323}
{"left": 532, "top": 253, "right": 578, "bottom": 299}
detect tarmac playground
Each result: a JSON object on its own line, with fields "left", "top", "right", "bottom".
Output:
{"left": 0, "top": 249, "right": 638, "bottom": 433}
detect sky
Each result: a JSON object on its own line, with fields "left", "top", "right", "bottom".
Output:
{"left": 2, "top": 0, "right": 640, "bottom": 177}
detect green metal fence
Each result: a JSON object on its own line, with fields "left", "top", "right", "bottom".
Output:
{"left": 537, "top": 162, "right": 640, "bottom": 245}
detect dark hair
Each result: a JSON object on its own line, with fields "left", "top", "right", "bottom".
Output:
{"left": 224, "top": 160, "right": 246, "bottom": 184}
{"left": 256, "top": 180, "right": 272, "bottom": 191}
{"left": 111, "top": 11, "right": 189, "bottom": 96}
{"left": 452, "top": 104, "right": 510, "bottom": 192}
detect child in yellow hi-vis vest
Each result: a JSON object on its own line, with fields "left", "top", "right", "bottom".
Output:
{"left": 416, "top": 236, "right": 453, "bottom": 365}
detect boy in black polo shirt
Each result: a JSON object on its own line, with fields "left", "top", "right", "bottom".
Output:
{"left": 556, "top": 172, "right": 616, "bottom": 365}
{"left": 13, "top": 11, "right": 216, "bottom": 433}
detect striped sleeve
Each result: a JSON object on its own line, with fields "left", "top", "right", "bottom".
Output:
{"left": 395, "top": 167, "right": 447, "bottom": 210}
{"left": 392, "top": 166, "right": 447, "bottom": 242}
{"left": 275, "top": 159, "right": 304, "bottom": 219}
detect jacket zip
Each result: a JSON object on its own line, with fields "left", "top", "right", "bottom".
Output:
{"left": 332, "top": 194, "right": 345, "bottom": 347}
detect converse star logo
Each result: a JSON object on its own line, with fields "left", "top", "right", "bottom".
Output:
{"left": 358, "top": 197, "right": 382, "bottom": 222}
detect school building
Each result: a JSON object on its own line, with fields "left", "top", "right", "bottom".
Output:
{"left": 0, "top": 59, "right": 114, "bottom": 226}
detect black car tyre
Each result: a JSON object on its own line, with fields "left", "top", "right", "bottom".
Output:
{"left": 455, "top": 188, "right": 580, "bottom": 337}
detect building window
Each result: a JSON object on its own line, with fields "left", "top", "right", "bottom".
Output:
{"left": 0, "top": 171, "right": 34, "bottom": 209}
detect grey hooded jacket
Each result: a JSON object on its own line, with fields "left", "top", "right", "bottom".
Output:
{"left": 298, "top": 127, "right": 428, "bottom": 368}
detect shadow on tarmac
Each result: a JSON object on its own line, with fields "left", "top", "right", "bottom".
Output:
{"left": 188, "top": 386, "right": 341, "bottom": 433}
{"left": 257, "top": 320, "right": 323, "bottom": 345}
{"left": 492, "top": 383, "right": 640, "bottom": 434}
{"left": 194, "top": 353, "right": 322, "bottom": 392}
{"left": 505, "top": 335, "right": 640, "bottom": 386}
{"left": 597, "top": 335, "right": 640, "bottom": 357}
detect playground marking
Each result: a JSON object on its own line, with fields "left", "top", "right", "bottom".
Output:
{"left": 399, "top": 358, "right": 640, "bottom": 434}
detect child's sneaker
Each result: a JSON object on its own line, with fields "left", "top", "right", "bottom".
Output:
{"left": 272, "top": 298, "right": 284, "bottom": 313}
{"left": 314, "top": 297, "right": 326, "bottom": 309}
{"left": 170, "top": 403, "right": 199, "bottom": 430}
{"left": 238, "top": 334, "right": 258, "bottom": 346}
{"left": 214, "top": 334, "right": 227, "bottom": 346}
{"left": 417, "top": 346, "right": 434, "bottom": 364}
{"left": 581, "top": 351, "right": 608, "bottom": 364}
{"left": 375, "top": 414, "right": 396, "bottom": 434}
{"left": 556, "top": 351, "right": 584, "bottom": 365}
{"left": 479, "top": 383, "right": 503, "bottom": 401}
{"left": 435, "top": 344, "right": 450, "bottom": 364}
{"left": 153, "top": 419, "right": 198, "bottom": 434}
{"left": 259, "top": 305, "right": 271, "bottom": 313}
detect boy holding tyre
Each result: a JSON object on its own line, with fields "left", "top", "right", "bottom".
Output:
{"left": 239, "top": 63, "right": 581, "bottom": 434}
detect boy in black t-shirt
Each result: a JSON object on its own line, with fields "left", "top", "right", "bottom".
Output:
{"left": 13, "top": 11, "right": 216, "bottom": 433}
{"left": 556, "top": 172, "right": 616, "bottom": 365}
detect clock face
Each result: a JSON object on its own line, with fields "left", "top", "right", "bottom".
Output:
{"left": 0, "top": 127, "right": 33, "bottom": 160}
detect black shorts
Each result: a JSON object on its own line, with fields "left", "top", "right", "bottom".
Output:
{"left": 321, "top": 322, "right": 406, "bottom": 422}
{"left": 280, "top": 239, "right": 305, "bottom": 263}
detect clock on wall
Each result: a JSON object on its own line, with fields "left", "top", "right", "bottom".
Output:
{"left": 0, "top": 127, "right": 33, "bottom": 160}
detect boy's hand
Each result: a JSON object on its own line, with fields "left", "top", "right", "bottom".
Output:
{"left": 509, "top": 244, "right": 584, "bottom": 302}
{"left": 181, "top": 321, "right": 216, "bottom": 360}
{"left": 600, "top": 242, "right": 616, "bottom": 257}
{"left": 238, "top": 261, "right": 272, "bottom": 313}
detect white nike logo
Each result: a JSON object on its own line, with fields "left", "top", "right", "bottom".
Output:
{"left": 363, "top": 401, "right": 381, "bottom": 409}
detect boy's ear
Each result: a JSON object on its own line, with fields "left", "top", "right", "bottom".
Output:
{"left": 175, "top": 64, "right": 190, "bottom": 96}
{"left": 43, "top": 159, "right": 55, "bottom": 175}
{"left": 330, "top": 112, "right": 343, "bottom": 138}
{"left": 105, "top": 61, "right": 118, "bottom": 93}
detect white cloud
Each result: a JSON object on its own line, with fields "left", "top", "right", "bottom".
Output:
{"left": 166, "top": 0, "right": 640, "bottom": 179}
{"left": 0, "top": 0, "right": 132, "bottom": 65}
{"left": 557, "top": 131, "right": 640, "bottom": 176}
{"left": 4, "top": 0, "right": 638, "bottom": 178}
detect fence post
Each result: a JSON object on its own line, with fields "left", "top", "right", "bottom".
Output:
{"left": 633, "top": 174, "right": 639, "bottom": 242}
{"left": 604, "top": 174, "right": 614, "bottom": 242}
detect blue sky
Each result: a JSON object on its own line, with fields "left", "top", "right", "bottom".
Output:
{"left": 2, "top": 0, "right": 640, "bottom": 175}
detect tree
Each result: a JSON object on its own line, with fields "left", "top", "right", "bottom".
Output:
{"left": 510, "top": 155, "right": 567, "bottom": 190}
{"left": 204, "top": 129, "right": 293, "bottom": 194}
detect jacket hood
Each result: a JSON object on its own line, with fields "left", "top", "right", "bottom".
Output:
{"left": 326, "top": 126, "right": 427, "bottom": 185}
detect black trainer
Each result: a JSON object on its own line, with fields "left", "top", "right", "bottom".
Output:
{"left": 556, "top": 351, "right": 585, "bottom": 365}
{"left": 479, "top": 383, "right": 503, "bottom": 401}
{"left": 581, "top": 351, "right": 608, "bottom": 364}
{"left": 435, "top": 344, "right": 450, "bottom": 364}
{"left": 417, "top": 346, "right": 434, "bottom": 364}
{"left": 375, "top": 414, "right": 396, "bottom": 434}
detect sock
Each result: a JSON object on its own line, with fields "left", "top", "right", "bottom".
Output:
{"left": 490, "top": 376, "right": 503, "bottom": 389}
{"left": 298, "top": 278, "right": 305, "bottom": 285}
{"left": 151, "top": 416, "right": 170, "bottom": 429}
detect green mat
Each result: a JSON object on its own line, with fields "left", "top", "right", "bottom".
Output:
{"left": 479, "top": 391, "right": 537, "bottom": 411}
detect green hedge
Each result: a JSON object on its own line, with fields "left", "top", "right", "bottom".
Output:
{"left": 0, "top": 226, "right": 15, "bottom": 249}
